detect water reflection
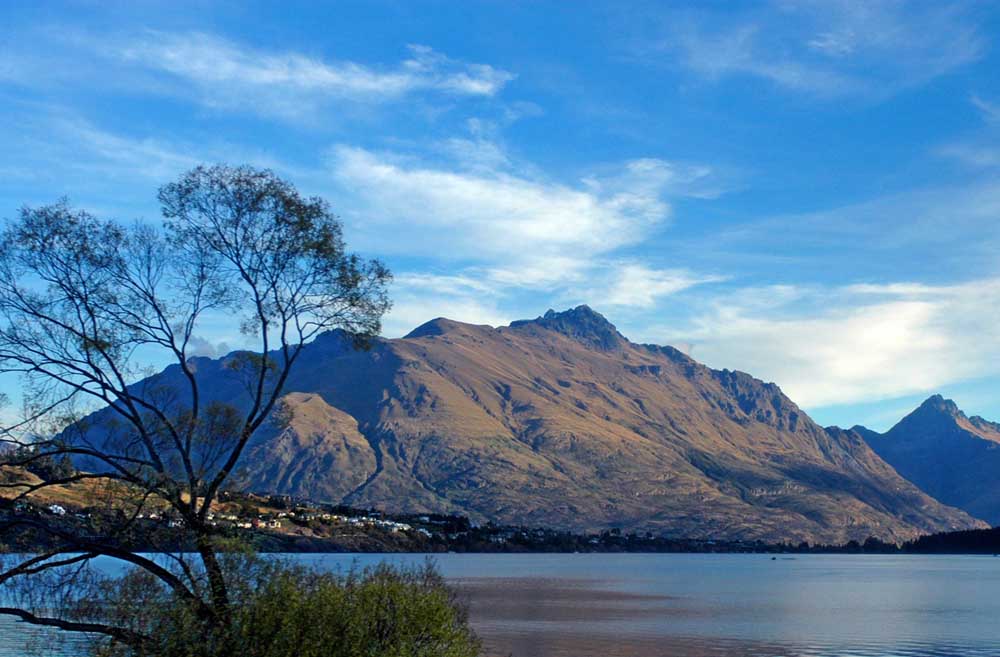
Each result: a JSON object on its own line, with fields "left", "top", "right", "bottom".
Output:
{"left": 2, "top": 554, "right": 999, "bottom": 657}
{"left": 451, "top": 572, "right": 1000, "bottom": 657}
{"left": 0, "top": 617, "right": 92, "bottom": 657}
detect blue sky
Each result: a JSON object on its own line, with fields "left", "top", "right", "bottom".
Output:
{"left": 2, "top": 1, "right": 1000, "bottom": 431}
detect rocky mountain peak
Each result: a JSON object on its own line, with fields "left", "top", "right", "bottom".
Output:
{"left": 888, "top": 394, "right": 965, "bottom": 437}
{"left": 510, "top": 305, "right": 624, "bottom": 351}
{"left": 860, "top": 395, "right": 1000, "bottom": 525}
{"left": 916, "top": 394, "right": 962, "bottom": 417}
{"left": 901, "top": 397, "right": 1000, "bottom": 440}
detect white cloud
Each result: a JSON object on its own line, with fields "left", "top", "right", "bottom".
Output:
{"left": 329, "top": 144, "right": 683, "bottom": 261}
{"left": 323, "top": 139, "right": 727, "bottom": 331}
{"left": 328, "top": 141, "right": 726, "bottom": 321}
{"left": 105, "top": 33, "right": 513, "bottom": 118}
{"left": 483, "top": 257, "right": 591, "bottom": 289}
{"left": 436, "top": 135, "right": 514, "bottom": 174}
{"left": 186, "top": 336, "right": 233, "bottom": 359}
{"left": 391, "top": 273, "right": 497, "bottom": 297}
{"left": 1, "top": 29, "right": 514, "bottom": 121}
{"left": 654, "top": 279, "right": 1000, "bottom": 408}
{"left": 601, "top": 264, "right": 724, "bottom": 308}
{"left": 653, "top": 2, "right": 984, "bottom": 99}
{"left": 669, "top": 22, "right": 861, "bottom": 96}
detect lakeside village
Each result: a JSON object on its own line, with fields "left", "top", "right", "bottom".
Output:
{"left": 8, "top": 481, "right": 1000, "bottom": 554}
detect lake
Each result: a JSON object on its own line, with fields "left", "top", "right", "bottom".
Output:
{"left": 3, "top": 553, "right": 999, "bottom": 656}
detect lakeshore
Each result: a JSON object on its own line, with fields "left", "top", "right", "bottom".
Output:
{"left": 4, "top": 485, "right": 999, "bottom": 555}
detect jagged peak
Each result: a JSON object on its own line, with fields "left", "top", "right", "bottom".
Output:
{"left": 543, "top": 304, "right": 605, "bottom": 321}
{"left": 898, "top": 396, "right": 1000, "bottom": 438}
{"left": 875, "top": 394, "right": 1000, "bottom": 459}
{"left": 509, "top": 305, "right": 625, "bottom": 351}
{"left": 916, "top": 394, "right": 962, "bottom": 417}
{"left": 885, "top": 394, "right": 967, "bottom": 437}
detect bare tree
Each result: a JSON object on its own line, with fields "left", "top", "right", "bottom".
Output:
{"left": 0, "top": 165, "right": 391, "bottom": 652}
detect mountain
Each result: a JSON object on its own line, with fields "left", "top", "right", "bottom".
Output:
{"left": 77, "top": 306, "right": 981, "bottom": 544}
{"left": 858, "top": 395, "right": 1000, "bottom": 525}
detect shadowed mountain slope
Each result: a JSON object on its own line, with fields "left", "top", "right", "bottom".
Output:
{"left": 78, "top": 306, "right": 981, "bottom": 543}
{"left": 858, "top": 395, "right": 1000, "bottom": 525}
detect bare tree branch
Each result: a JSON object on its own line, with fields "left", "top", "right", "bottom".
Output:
{"left": 0, "top": 606, "right": 150, "bottom": 648}
{"left": 0, "top": 165, "right": 390, "bottom": 649}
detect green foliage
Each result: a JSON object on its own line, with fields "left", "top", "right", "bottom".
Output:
{"left": 236, "top": 563, "right": 479, "bottom": 657}
{"left": 91, "top": 560, "right": 480, "bottom": 657}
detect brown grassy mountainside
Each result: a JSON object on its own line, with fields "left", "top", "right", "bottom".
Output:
{"left": 81, "top": 306, "right": 981, "bottom": 544}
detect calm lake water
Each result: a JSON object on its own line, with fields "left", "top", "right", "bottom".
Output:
{"left": 2, "top": 553, "right": 999, "bottom": 657}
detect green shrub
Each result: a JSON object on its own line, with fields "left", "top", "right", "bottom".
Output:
{"left": 91, "top": 560, "right": 480, "bottom": 657}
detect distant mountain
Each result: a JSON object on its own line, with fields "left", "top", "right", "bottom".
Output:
{"left": 858, "top": 395, "right": 1000, "bottom": 525}
{"left": 76, "top": 306, "right": 981, "bottom": 544}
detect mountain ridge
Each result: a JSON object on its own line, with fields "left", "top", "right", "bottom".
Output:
{"left": 74, "top": 306, "right": 983, "bottom": 543}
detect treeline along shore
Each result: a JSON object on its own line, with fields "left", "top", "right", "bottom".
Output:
{"left": 3, "top": 475, "right": 998, "bottom": 556}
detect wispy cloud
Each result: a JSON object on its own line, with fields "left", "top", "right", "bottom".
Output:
{"left": 695, "top": 178, "right": 1000, "bottom": 283}
{"left": 647, "top": 1, "right": 985, "bottom": 99}
{"left": 969, "top": 94, "right": 1000, "bottom": 123}
{"left": 2, "top": 29, "right": 515, "bottom": 121}
{"left": 971, "top": 95, "right": 1000, "bottom": 123}
{"left": 329, "top": 143, "right": 717, "bottom": 263}
{"left": 110, "top": 34, "right": 513, "bottom": 110}
{"left": 600, "top": 264, "right": 725, "bottom": 309}
{"left": 0, "top": 106, "right": 303, "bottom": 216}
{"left": 186, "top": 335, "right": 233, "bottom": 359}
{"left": 326, "top": 138, "right": 726, "bottom": 332}
{"left": 47, "top": 117, "right": 201, "bottom": 181}
{"left": 651, "top": 278, "right": 1000, "bottom": 408}
{"left": 938, "top": 95, "right": 1000, "bottom": 170}
{"left": 0, "top": 111, "right": 198, "bottom": 211}
{"left": 667, "top": 22, "right": 862, "bottom": 96}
